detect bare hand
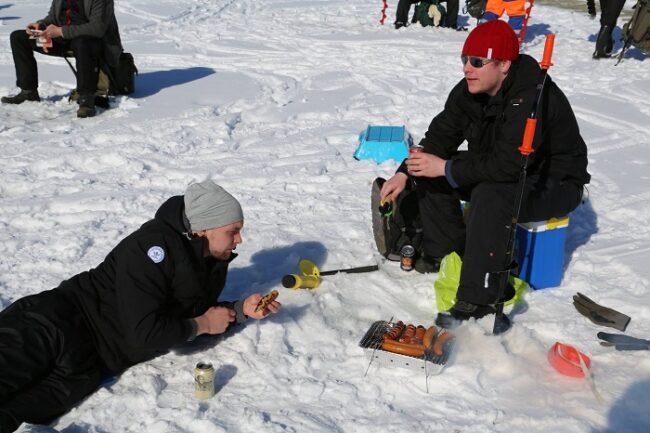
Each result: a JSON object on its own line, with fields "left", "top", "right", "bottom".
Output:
{"left": 380, "top": 172, "right": 408, "bottom": 203}
{"left": 41, "top": 24, "right": 62, "bottom": 39}
{"left": 194, "top": 306, "right": 236, "bottom": 336}
{"left": 26, "top": 23, "right": 41, "bottom": 34}
{"left": 405, "top": 153, "right": 446, "bottom": 178}
{"left": 243, "top": 293, "right": 281, "bottom": 319}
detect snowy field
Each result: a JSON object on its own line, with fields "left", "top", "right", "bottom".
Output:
{"left": 1, "top": 0, "right": 649, "bottom": 432}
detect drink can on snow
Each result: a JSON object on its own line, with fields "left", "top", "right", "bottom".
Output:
{"left": 400, "top": 245, "right": 415, "bottom": 271}
{"left": 194, "top": 362, "right": 215, "bottom": 399}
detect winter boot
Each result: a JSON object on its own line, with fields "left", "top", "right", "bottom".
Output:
{"left": 593, "top": 25, "right": 612, "bottom": 59}
{"left": 1, "top": 89, "right": 40, "bottom": 104}
{"left": 414, "top": 254, "right": 442, "bottom": 274}
{"left": 77, "top": 95, "right": 96, "bottom": 118}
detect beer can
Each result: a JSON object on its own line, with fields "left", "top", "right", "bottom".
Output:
{"left": 400, "top": 245, "right": 415, "bottom": 271}
{"left": 194, "top": 362, "right": 215, "bottom": 400}
{"left": 409, "top": 144, "right": 424, "bottom": 154}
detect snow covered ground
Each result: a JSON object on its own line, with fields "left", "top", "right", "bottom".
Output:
{"left": 1, "top": 0, "right": 649, "bottom": 432}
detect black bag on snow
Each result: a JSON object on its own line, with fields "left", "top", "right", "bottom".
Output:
{"left": 105, "top": 52, "right": 138, "bottom": 95}
{"left": 371, "top": 177, "right": 423, "bottom": 261}
{"left": 464, "top": 0, "right": 487, "bottom": 20}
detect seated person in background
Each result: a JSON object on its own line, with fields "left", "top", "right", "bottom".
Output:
{"left": 1, "top": 0, "right": 123, "bottom": 118}
{"left": 482, "top": 0, "right": 526, "bottom": 31}
{"left": 394, "top": 0, "right": 465, "bottom": 30}
{"left": 380, "top": 21, "right": 589, "bottom": 327}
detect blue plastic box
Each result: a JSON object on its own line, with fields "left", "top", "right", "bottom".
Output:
{"left": 515, "top": 217, "right": 569, "bottom": 290}
{"left": 354, "top": 125, "right": 411, "bottom": 164}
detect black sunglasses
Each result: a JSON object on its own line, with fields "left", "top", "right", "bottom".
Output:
{"left": 461, "top": 56, "right": 495, "bottom": 68}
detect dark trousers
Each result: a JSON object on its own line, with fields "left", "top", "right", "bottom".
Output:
{"left": 0, "top": 290, "right": 104, "bottom": 433}
{"left": 395, "top": 0, "right": 459, "bottom": 27}
{"left": 599, "top": 0, "right": 625, "bottom": 27}
{"left": 395, "top": 0, "right": 419, "bottom": 24}
{"left": 416, "top": 176, "right": 583, "bottom": 305}
{"left": 9, "top": 30, "right": 102, "bottom": 96}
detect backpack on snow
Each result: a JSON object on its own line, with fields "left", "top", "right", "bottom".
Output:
{"left": 464, "top": 0, "right": 487, "bottom": 20}
{"left": 371, "top": 177, "right": 423, "bottom": 261}
{"left": 105, "top": 52, "right": 139, "bottom": 95}
{"left": 415, "top": 0, "right": 447, "bottom": 27}
{"left": 618, "top": 0, "right": 650, "bottom": 62}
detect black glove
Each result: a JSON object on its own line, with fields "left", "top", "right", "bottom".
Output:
{"left": 573, "top": 292, "right": 631, "bottom": 332}
{"left": 597, "top": 332, "right": 650, "bottom": 351}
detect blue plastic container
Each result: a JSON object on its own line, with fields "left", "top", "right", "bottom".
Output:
{"left": 515, "top": 217, "right": 569, "bottom": 290}
{"left": 354, "top": 125, "right": 411, "bottom": 164}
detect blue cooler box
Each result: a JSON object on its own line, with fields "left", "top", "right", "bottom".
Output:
{"left": 515, "top": 217, "right": 569, "bottom": 290}
{"left": 354, "top": 125, "right": 411, "bottom": 164}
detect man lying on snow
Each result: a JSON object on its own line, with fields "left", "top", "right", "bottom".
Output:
{"left": 1, "top": 0, "right": 123, "bottom": 118}
{"left": 0, "top": 180, "right": 281, "bottom": 433}
{"left": 379, "top": 20, "right": 590, "bottom": 329}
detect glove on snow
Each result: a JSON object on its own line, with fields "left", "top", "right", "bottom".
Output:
{"left": 573, "top": 292, "right": 630, "bottom": 332}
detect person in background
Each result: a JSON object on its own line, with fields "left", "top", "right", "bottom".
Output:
{"left": 593, "top": 0, "right": 626, "bottom": 58}
{"left": 482, "top": 0, "right": 527, "bottom": 31}
{"left": 380, "top": 21, "right": 589, "bottom": 328}
{"left": 0, "top": 180, "right": 281, "bottom": 433}
{"left": 1, "top": 0, "right": 123, "bottom": 118}
{"left": 394, "top": 0, "right": 465, "bottom": 30}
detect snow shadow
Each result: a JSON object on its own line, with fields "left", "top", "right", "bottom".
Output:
{"left": 132, "top": 67, "right": 216, "bottom": 98}
{"left": 591, "top": 378, "right": 650, "bottom": 433}
{"left": 522, "top": 23, "right": 551, "bottom": 42}
{"left": 565, "top": 194, "right": 598, "bottom": 270}
{"left": 0, "top": 3, "right": 19, "bottom": 21}
{"left": 224, "top": 241, "right": 327, "bottom": 297}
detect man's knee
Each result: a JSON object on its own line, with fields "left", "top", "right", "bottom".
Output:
{"left": 9, "top": 30, "right": 30, "bottom": 49}
{"left": 0, "top": 410, "right": 19, "bottom": 433}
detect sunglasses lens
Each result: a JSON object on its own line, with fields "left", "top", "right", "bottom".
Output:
{"left": 461, "top": 56, "right": 486, "bottom": 68}
{"left": 470, "top": 57, "right": 484, "bottom": 67}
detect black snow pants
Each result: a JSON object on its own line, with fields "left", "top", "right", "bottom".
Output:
{"left": 416, "top": 175, "right": 583, "bottom": 305}
{"left": 599, "top": 0, "right": 626, "bottom": 28}
{"left": 9, "top": 30, "right": 102, "bottom": 97}
{"left": 0, "top": 290, "right": 104, "bottom": 433}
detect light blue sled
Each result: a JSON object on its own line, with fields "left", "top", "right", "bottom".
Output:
{"left": 354, "top": 125, "right": 411, "bottom": 164}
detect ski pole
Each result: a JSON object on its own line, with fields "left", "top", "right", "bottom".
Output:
{"left": 493, "top": 34, "right": 555, "bottom": 335}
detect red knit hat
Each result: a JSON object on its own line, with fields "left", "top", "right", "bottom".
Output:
{"left": 462, "top": 20, "right": 520, "bottom": 61}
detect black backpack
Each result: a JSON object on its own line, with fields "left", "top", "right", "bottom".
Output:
{"left": 105, "top": 52, "right": 138, "bottom": 95}
{"left": 371, "top": 177, "right": 423, "bottom": 261}
{"left": 464, "top": 0, "right": 487, "bottom": 20}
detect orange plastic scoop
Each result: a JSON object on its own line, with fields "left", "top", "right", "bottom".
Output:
{"left": 547, "top": 342, "right": 591, "bottom": 378}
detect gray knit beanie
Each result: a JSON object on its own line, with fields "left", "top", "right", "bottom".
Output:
{"left": 184, "top": 180, "right": 243, "bottom": 231}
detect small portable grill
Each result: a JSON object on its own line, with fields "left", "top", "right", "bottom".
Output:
{"left": 359, "top": 320, "right": 450, "bottom": 380}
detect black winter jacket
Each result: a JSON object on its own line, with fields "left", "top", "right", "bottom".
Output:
{"left": 60, "top": 196, "right": 243, "bottom": 374}
{"left": 399, "top": 54, "right": 590, "bottom": 188}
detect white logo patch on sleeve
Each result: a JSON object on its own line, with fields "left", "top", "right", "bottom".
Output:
{"left": 147, "top": 246, "right": 165, "bottom": 263}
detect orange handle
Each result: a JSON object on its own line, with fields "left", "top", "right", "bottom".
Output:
{"left": 518, "top": 118, "right": 537, "bottom": 156}
{"left": 540, "top": 34, "right": 555, "bottom": 69}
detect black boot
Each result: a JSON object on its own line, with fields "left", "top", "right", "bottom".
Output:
{"left": 593, "top": 25, "right": 612, "bottom": 59}
{"left": 414, "top": 254, "right": 442, "bottom": 274}
{"left": 77, "top": 95, "right": 96, "bottom": 118}
{"left": 1, "top": 89, "right": 40, "bottom": 104}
